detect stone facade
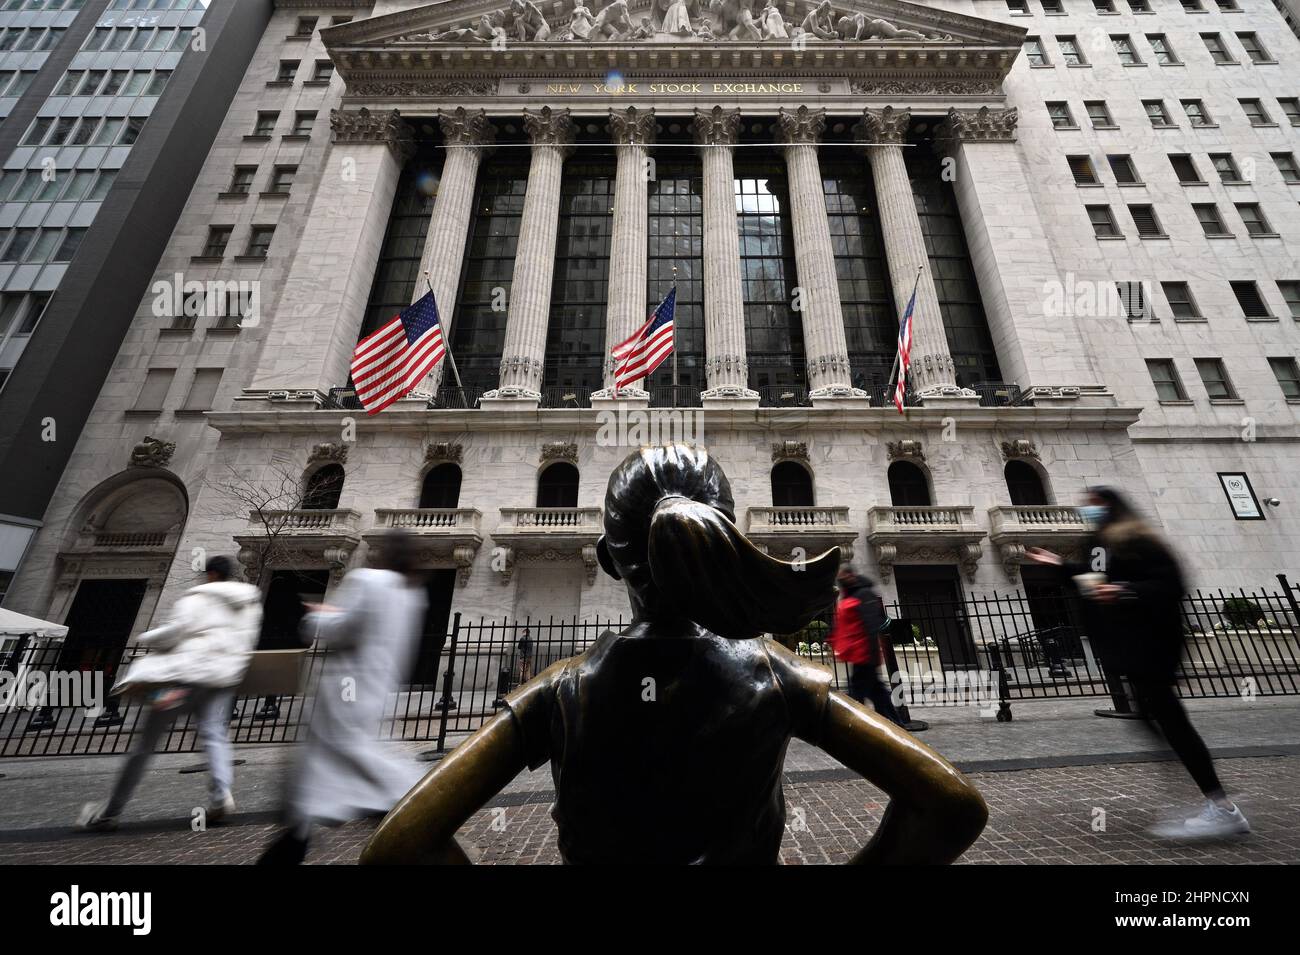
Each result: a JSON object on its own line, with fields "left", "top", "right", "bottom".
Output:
{"left": 5, "top": 0, "right": 1300, "bottom": 649}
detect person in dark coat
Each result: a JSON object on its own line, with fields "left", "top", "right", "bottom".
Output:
{"left": 829, "top": 570, "right": 904, "bottom": 726}
{"left": 1026, "top": 487, "right": 1249, "bottom": 840}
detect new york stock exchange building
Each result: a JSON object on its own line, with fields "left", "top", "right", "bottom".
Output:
{"left": 8, "top": 0, "right": 1300, "bottom": 676}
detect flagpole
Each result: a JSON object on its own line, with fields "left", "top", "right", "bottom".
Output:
{"left": 424, "top": 272, "right": 466, "bottom": 407}
{"left": 670, "top": 264, "right": 679, "bottom": 395}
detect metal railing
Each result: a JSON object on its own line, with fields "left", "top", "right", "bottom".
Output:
{"left": 4, "top": 580, "right": 1297, "bottom": 757}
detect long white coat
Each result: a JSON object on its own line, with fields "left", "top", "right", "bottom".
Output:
{"left": 286, "top": 568, "right": 427, "bottom": 826}
{"left": 112, "top": 581, "right": 262, "bottom": 693}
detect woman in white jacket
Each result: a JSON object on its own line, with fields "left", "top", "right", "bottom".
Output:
{"left": 78, "top": 556, "right": 261, "bottom": 830}
{"left": 258, "top": 530, "right": 427, "bottom": 864}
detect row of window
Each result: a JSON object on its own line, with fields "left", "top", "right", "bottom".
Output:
{"left": 0, "top": 0, "right": 86, "bottom": 10}
{"left": 1067, "top": 150, "right": 1299, "bottom": 185}
{"left": 288, "top": 15, "right": 352, "bottom": 36}
{"left": 0, "top": 166, "right": 115, "bottom": 202}
{"left": 0, "top": 225, "right": 85, "bottom": 263}
{"left": 1047, "top": 96, "right": 1300, "bottom": 128}
{"left": 130, "top": 366, "right": 222, "bottom": 413}
{"left": 1009, "top": 0, "right": 1242, "bottom": 14}
{"left": 0, "top": 68, "right": 34, "bottom": 96}
{"left": 19, "top": 112, "right": 147, "bottom": 147}
{"left": 248, "top": 109, "right": 317, "bottom": 138}
{"left": 81, "top": 26, "right": 193, "bottom": 53}
{"left": 0, "top": 27, "right": 64, "bottom": 52}
{"left": 270, "top": 58, "right": 333, "bottom": 85}
{"left": 100, "top": 0, "right": 208, "bottom": 9}
{"left": 1107, "top": 277, "right": 1297, "bottom": 321}
{"left": 1084, "top": 199, "right": 1284, "bottom": 238}
{"left": 0, "top": 291, "right": 50, "bottom": 339}
{"left": 51, "top": 67, "right": 171, "bottom": 98}
{"left": 1024, "top": 31, "right": 1273, "bottom": 66}
{"left": 221, "top": 163, "right": 296, "bottom": 198}
{"left": 198, "top": 224, "right": 275, "bottom": 260}
{"left": 1147, "top": 356, "right": 1300, "bottom": 401}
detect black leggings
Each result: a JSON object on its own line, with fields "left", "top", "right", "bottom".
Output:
{"left": 1129, "top": 678, "right": 1223, "bottom": 797}
{"left": 849, "top": 663, "right": 904, "bottom": 727}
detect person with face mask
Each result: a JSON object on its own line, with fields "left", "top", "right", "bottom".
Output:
{"left": 829, "top": 569, "right": 904, "bottom": 726}
{"left": 1026, "top": 487, "right": 1249, "bottom": 840}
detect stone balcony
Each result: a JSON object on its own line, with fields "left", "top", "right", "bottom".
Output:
{"left": 988, "top": 505, "right": 1089, "bottom": 582}
{"left": 365, "top": 508, "right": 483, "bottom": 585}
{"left": 744, "top": 506, "right": 856, "bottom": 564}
{"left": 865, "top": 505, "right": 987, "bottom": 582}
{"left": 491, "top": 507, "right": 604, "bottom": 584}
{"left": 234, "top": 508, "right": 362, "bottom": 585}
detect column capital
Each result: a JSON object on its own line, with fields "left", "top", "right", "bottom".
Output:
{"left": 853, "top": 106, "right": 911, "bottom": 149}
{"left": 437, "top": 106, "right": 497, "bottom": 149}
{"left": 330, "top": 107, "right": 414, "bottom": 161}
{"left": 523, "top": 106, "right": 576, "bottom": 154}
{"left": 775, "top": 105, "right": 826, "bottom": 146}
{"left": 934, "top": 106, "right": 1020, "bottom": 151}
{"left": 692, "top": 106, "right": 741, "bottom": 147}
{"left": 608, "top": 105, "right": 656, "bottom": 146}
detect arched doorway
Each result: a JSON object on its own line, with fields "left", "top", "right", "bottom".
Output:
{"left": 536, "top": 462, "right": 579, "bottom": 508}
{"left": 419, "top": 463, "right": 462, "bottom": 509}
{"left": 1005, "top": 460, "right": 1049, "bottom": 506}
{"left": 887, "top": 461, "right": 931, "bottom": 507}
{"left": 302, "top": 463, "right": 344, "bottom": 509}
{"left": 771, "top": 461, "right": 815, "bottom": 507}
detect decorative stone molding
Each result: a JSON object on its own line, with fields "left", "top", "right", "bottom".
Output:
{"left": 854, "top": 106, "right": 911, "bottom": 147}
{"left": 705, "top": 353, "right": 748, "bottom": 381}
{"left": 523, "top": 105, "right": 576, "bottom": 151}
{"left": 1028, "top": 385, "right": 1081, "bottom": 401}
{"left": 540, "top": 442, "right": 579, "bottom": 464}
{"left": 886, "top": 440, "right": 925, "bottom": 462}
{"left": 128, "top": 436, "right": 175, "bottom": 469}
{"left": 308, "top": 443, "right": 348, "bottom": 466}
{"left": 607, "top": 105, "right": 656, "bottom": 146}
{"left": 850, "top": 79, "right": 1000, "bottom": 96}
{"left": 351, "top": 79, "right": 496, "bottom": 97}
{"left": 438, "top": 106, "right": 496, "bottom": 148}
{"left": 775, "top": 105, "right": 826, "bottom": 146}
{"left": 988, "top": 505, "right": 1089, "bottom": 583}
{"left": 935, "top": 106, "right": 1020, "bottom": 149}
{"left": 329, "top": 107, "right": 415, "bottom": 162}
{"left": 424, "top": 442, "right": 464, "bottom": 464}
{"left": 771, "top": 441, "right": 809, "bottom": 464}
{"left": 692, "top": 106, "right": 741, "bottom": 147}
{"left": 1000, "top": 439, "right": 1039, "bottom": 460}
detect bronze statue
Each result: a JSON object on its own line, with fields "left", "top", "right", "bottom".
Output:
{"left": 362, "top": 445, "right": 987, "bottom": 864}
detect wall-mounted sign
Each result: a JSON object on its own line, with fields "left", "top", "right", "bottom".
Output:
{"left": 1218, "top": 472, "right": 1264, "bottom": 521}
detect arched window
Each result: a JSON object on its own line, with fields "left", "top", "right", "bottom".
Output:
{"left": 1005, "top": 460, "right": 1048, "bottom": 506}
{"left": 536, "top": 462, "right": 579, "bottom": 508}
{"left": 302, "top": 463, "right": 344, "bottom": 510}
{"left": 887, "top": 461, "right": 931, "bottom": 507}
{"left": 419, "top": 464, "right": 462, "bottom": 509}
{"left": 771, "top": 461, "right": 814, "bottom": 507}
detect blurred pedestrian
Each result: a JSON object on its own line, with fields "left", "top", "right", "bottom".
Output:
{"left": 1027, "top": 486, "right": 1249, "bottom": 839}
{"left": 257, "top": 531, "right": 427, "bottom": 864}
{"left": 828, "top": 569, "right": 904, "bottom": 727}
{"left": 77, "top": 555, "right": 260, "bottom": 831}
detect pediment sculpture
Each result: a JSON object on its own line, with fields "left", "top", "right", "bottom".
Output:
{"left": 405, "top": 0, "right": 955, "bottom": 44}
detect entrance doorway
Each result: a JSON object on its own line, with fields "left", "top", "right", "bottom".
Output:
{"left": 893, "top": 566, "right": 979, "bottom": 669}
{"left": 410, "top": 570, "right": 456, "bottom": 686}
{"left": 56, "top": 579, "right": 148, "bottom": 682}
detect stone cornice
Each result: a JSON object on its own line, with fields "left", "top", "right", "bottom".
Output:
{"left": 329, "top": 107, "right": 415, "bottom": 160}
{"left": 854, "top": 105, "right": 909, "bottom": 146}
{"left": 692, "top": 105, "right": 741, "bottom": 146}
{"left": 935, "top": 105, "right": 1019, "bottom": 148}
{"left": 607, "top": 105, "right": 655, "bottom": 145}
{"left": 775, "top": 105, "right": 825, "bottom": 145}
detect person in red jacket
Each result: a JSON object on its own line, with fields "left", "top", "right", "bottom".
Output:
{"left": 828, "top": 570, "right": 904, "bottom": 726}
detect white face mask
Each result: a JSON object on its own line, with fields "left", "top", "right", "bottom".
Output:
{"left": 1080, "top": 504, "right": 1108, "bottom": 525}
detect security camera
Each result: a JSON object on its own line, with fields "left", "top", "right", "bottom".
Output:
{"left": 1265, "top": 498, "right": 1281, "bottom": 507}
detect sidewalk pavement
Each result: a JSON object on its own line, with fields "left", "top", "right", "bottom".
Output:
{"left": 2, "top": 695, "right": 1298, "bottom": 864}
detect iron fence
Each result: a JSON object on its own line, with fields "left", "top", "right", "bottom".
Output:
{"left": 3, "top": 581, "right": 1298, "bottom": 757}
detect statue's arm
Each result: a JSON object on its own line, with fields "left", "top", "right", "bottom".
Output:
{"left": 811, "top": 693, "right": 988, "bottom": 864}
{"left": 359, "top": 670, "right": 557, "bottom": 865}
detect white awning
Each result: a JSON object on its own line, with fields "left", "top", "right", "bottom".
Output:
{"left": 0, "top": 608, "right": 67, "bottom": 639}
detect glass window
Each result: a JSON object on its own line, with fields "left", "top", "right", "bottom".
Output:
{"left": 292, "top": 110, "right": 316, "bottom": 135}
{"left": 1144, "top": 100, "right": 1173, "bottom": 125}
{"left": 1279, "top": 98, "right": 1300, "bottom": 125}
{"left": 87, "top": 169, "right": 116, "bottom": 200}
{"left": 46, "top": 117, "right": 76, "bottom": 146}
{"left": 54, "top": 71, "right": 81, "bottom": 96}
{"left": 11, "top": 171, "right": 41, "bottom": 201}
{"left": 1087, "top": 204, "right": 1120, "bottom": 237}
{"left": 1047, "top": 102, "right": 1075, "bottom": 128}
{"left": 91, "top": 118, "right": 123, "bottom": 145}
{"left": 1146, "top": 359, "right": 1186, "bottom": 401}
{"left": 268, "top": 165, "right": 296, "bottom": 193}
{"left": 1194, "top": 358, "right": 1236, "bottom": 399}
{"left": 312, "top": 60, "right": 333, "bottom": 82}
{"left": 1024, "top": 37, "right": 1048, "bottom": 66}
{"left": 1169, "top": 154, "right": 1202, "bottom": 183}
{"left": 1085, "top": 101, "right": 1114, "bottom": 126}
{"left": 1268, "top": 358, "right": 1300, "bottom": 399}
{"left": 182, "top": 368, "right": 222, "bottom": 410}
{"left": 105, "top": 28, "right": 130, "bottom": 51}
{"left": 1057, "top": 36, "right": 1085, "bottom": 65}
{"left": 253, "top": 111, "right": 278, "bottom": 136}
{"left": 52, "top": 228, "right": 84, "bottom": 261}
{"left": 1109, "top": 155, "right": 1140, "bottom": 183}
{"left": 102, "top": 71, "right": 129, "bottom": 96}
{"left": 295, "top": 17, "right": 317, "bottom": 36}
{"left": 1129, "top": 204, "right": 1163, "bottom": 236}
{"left": 1235, "top": 203, "right": 1272, "bottom": 235}
{"left": 118, "top": 116, "right": 145, "bottom": 145}
{"left": 201, "top": 225, "right": 231, "bottom": 257}
{"left": 1162, "top": 282, "right": 1200, "bottom": 318}
{"left": 122, "top": 72, "right": 149, "bottom": 95}
{"left": 1239, "top": 98, "right": 1271, "bottom": 124}
{"left": 145, "top": 71, "right": 170, "bottom": 96}
{"left": 1112, "top": 35, "right": 1141, "bottom": 64}
{"left": 6, "top": 71, "right": 36, "bottom": 96}
{"left": 60, "top": 169, "right": 95, "bottom": 200}
{"left": 83, "top": 27, "right": 110, "bottom": 51}
{"left": 126, "top": 28, "right": 152, "bottom": 51}
{"left": 1182, "top": 99, "right": 1212, "bottom": 125}
{"left": 1231, "top": 281, "right": 1270, "bottom": 317}
{"left": 1147, "top": 34, "right": 1177, "bottom": 64}
{"left": 1237, "top": 33, "right": 1269, "bottom": 63}
{"left": 77, "top": 71, "right": 106, "bottom": 95}
{"left": 1193, "top": 203, "right": 1229, "bottom": 235}
{"left": 147, "top": 28, "right": 174, "bottom": 51}
{"left": 1210, "top": 153, "right": 1242, "bottom": 181}
{"left": 245, "top": 225, "right": 275, "bottom": 257}
{"left": 228, "top": 166, "right": 255, "bottom": 194}
{"left": 1281, "top": 282, "right": 1300, "bottom": 318}
{"left": 133, "top": 368, "right": 174, "bottom": 411}
{"left": 275, "top": 60, "right": 298, "bottom": 83}
{"left": 1, "top": 228, "right": 37, "bottom": 262}
{"left": 1201, "top": 33, "right": 1233, "bottom": 64}
{"left": 1068, "top": 155, "right": 1098, "bottom": 184}
{"left": 170, "top": 29, "right": 191, "bottom": 51}
{"left": 26, "top": 228, "right": 60, "bottom": 261}
{"left": 21, "top": 117, "right": 52, "bottom": 146}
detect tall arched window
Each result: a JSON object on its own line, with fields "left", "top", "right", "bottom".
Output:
{"left": 1005, "top": 460, "right": 1048, "bottom": 506}
{"left": 419, "top": 464, "right": 462, "bottom": 509}
{"left": 771, "top": 461, "right": 814, "bottom": 507}
{"left": 887, "top": 461, "right": 931, "bottom": 507}
{"left": 302, "top": 463, "right": 344, "bottom": 510}
{"left": 536, "top": 462, "right": 579, "bottom": 508}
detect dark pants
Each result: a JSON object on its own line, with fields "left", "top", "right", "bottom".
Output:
{"left": 1130, "top": 677, "right": 1223, "bottom": 797}
{"left": 849, "top": 662, "right": 904, "bottom": 727}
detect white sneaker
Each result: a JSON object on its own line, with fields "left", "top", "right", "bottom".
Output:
{"left": 76, "top": 801, "right": 118, "bottom": 832}
{"left": 208, "top": 792, "right": 235, "bottom": 824}
{"left": 1151, "top": 799, "right": 1250, "bottom": 840}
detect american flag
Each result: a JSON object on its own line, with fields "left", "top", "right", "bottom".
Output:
{"left": 612, "top": 287, "right": 675, "bottom": 390}
{"left": 350, "top": 290, "right": 446, "bottom": 415}
{"left": 893, "top": 285, "right": 916, "bottom": 414}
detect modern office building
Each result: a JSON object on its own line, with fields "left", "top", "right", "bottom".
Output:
{"left": 4, "top": 0, "right": 1299, "bottom": 674}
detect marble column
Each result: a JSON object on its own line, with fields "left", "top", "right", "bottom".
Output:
{"left": 593, "top": 106, "right": 655, "bottom": 401}
{"left": 692, "top": 106, "right": 758, "bottom": 405}
{"left": 419, "top": 108, "right": 495, "bottom": 396}
{"left": 247, "top": 108, "right": 413, "bottom": 402}
{"left": 483, "top": 106, "right": 574, "bottom": 405}
{"left": 776, "top": 106, "right": 868, "bottom": 404}
{"left": 855, "top": 106, "right": 976, "bottom": 404}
